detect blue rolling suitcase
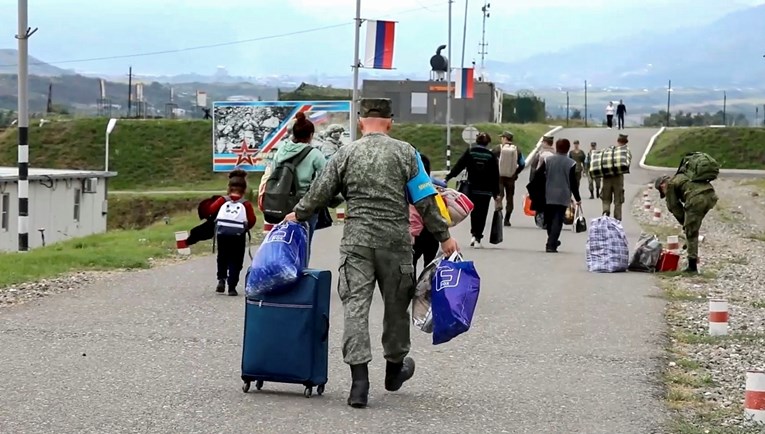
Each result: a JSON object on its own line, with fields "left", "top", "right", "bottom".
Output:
{"left": 241, "top": 269, "right": 331, "bottom": 398}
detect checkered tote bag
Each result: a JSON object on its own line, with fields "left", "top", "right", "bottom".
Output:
{"left": 585, "top": 216, "right": 629, "bottom": 273}
{"left": 588, "top": 146, "right": 632, "bottom": 178}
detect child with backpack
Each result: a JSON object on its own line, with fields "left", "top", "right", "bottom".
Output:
{"left": 261, "top": 111, "right": 326, "bottom": 260}
{"left": 205, "top": 169, "right": 257, "bottom": 296}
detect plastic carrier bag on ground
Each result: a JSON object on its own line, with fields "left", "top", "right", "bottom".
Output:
{"left": 628, "top": 233, "right": 663, "bottom": 272}
{"left": 585, "top": 216, "right": 629, "bottom": 273}
{"left": 245, "top": 221, "right": 308, "bottom": 298}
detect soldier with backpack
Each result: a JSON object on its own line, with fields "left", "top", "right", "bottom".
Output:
{"left": 261, "top": 111, "right": 327, "bottom": 258}
{"left": 204, "top": 170, "right": 257, "bottom": 296}
{"left": 494, "top": 131, "right": 525, "bottom": 226}
{"left": 654, "top": 152, "right": 720, "bottom": 274}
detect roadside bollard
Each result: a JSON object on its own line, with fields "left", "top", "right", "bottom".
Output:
{"left": 653, "top": 208, "right": 662, "bottom": 222}
{"left": 643, "top": 190, "right": 649, "bottom": 199}
{"left": 708, "top": 298, "right": 729, "bottom": 336}
{"left": 175, "top": 231, "right": 191, "bottom": 255}
{"left": 745, "top": 370, "right": 765, "bottom": 424}
{"left": 263, "top": 223, "right": 274, "bottom": 234}
{"left": 644, "top": 199, "right": 652, "bottom": 212}
{"left": 667, "top": 235, "right": 680, "bottom": 251}
{"left": 336, "top": 208, "right": 346, "bottom": 220}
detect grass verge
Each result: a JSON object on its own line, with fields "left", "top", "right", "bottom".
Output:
{"left": 645, "top": 127, "right": 765, "bottom": 170}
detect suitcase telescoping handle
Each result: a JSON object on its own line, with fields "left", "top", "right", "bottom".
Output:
{"left": 321, "top": 313, "right": 330, "bottom": 342}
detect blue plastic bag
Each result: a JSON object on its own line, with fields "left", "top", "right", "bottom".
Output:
{"left": 245, "top": 221, "right": 308, "bottom": 298}
{"left": 431, "top": 253, "right": 480, "bottom": 345}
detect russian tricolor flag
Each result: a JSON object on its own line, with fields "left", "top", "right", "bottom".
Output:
{"left": 364, "top": 20, "right": 396, "bottom": 70}
{"left": 455, "top": 68, "right": 475, "bottom": 99}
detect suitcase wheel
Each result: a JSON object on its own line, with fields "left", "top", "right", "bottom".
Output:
{"left": 316, "top": 384, "right": 325, "bottom": 396}
{"left": 255, "top": 380, "right": 264, "bottom": 391}
{"left": 303, "top": 387, "right": 313, "bottom": 398}
{"left": 242, "top": 381, "right": 251, "bottom": 393}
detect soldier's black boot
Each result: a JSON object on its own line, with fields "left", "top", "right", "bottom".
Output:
{"left": 596, "top": 188, "right": 601, "bottom": 199}
{"left": 384, "top": 357, "right": 416, "bottom": 392}
{"left": 215, "top": 279, "right": 225, "bottom": 293}
{"left": 683, "top": 258, "right": 698, "bottom": 274}
{"left": 347, "top": 364, "right": 369, "bottom": 408}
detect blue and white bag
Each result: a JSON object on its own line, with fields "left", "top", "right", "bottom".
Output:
{"left": 245, "top": 222, "right": 309, "bottom": 298}
{"left": 585, "top": 216, "right": 629, "bottom": 273}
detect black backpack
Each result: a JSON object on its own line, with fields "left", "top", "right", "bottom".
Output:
{"left": 262, "top": 146, "right": 314, "bottom": 224}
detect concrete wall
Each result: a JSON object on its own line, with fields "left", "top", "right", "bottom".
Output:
{"left": 362, "top": 79, "right": 499, "bottom": 125}
{"left": 0, "top": 177, "right": 109, "bottom": 252}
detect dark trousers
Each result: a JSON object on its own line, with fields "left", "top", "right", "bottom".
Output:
{"left": 413, "top": 228, "right": 439, "bottom": 276}
{"left": 606, "top": 115, "right": 614, "bottom": 128}
{"left": 544, "top": 204, "right": 568, "bottom": 250}
{"left": 216, "top": 234, "right": 246, "bottom": 288}
{"left": 498, "top": 177, "right": 516, "bottom": 217}
{"left": 617, "top": 114, "right": 625, "bottom": 129}
{"left": 469, "top": 193, "right": 492, "bottom": 242}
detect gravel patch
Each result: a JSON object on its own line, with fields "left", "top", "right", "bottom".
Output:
{"left": 632, "top": 178, "right": 765, "bottom": 431}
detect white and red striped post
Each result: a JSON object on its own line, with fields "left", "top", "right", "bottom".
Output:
{"left": 263, "top": 223, "right": 274, "bottom": 234}
{"left": 336, "top": 208, "right": 346, "bottom": 220}
{"left": 642, "top": 190, "right": 649, "bottom": 199}
{"left": 708, "top": 298, "right": 728, "bottom": 336}
{"left": 667, "top": 235, "right": 679, "bottom": 251}
{"left": 643, "top": 199, "right": 652, "bottom": 212}
{"left": 652, "top": 207, "right": 662, "bottom": 222}
{"left": 174, "top": 231, "right": 191, "bottom": 255}
{"left": 746, "top": 370, "right": 765, "bottom": 424}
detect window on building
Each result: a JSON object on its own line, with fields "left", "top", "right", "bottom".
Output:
{"left": 410, "top": 92, "right": 428, "bottom": 115}
{"left": 1, "top": 193, "right": 9, "bottom": 231}
{"left": 74, "top": 188, "right": 81, "bottom": 222}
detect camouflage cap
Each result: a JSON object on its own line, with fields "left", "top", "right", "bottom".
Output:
{"left": 590, "top": 141, "right": 597, "bottom": 146}
{"left": 618, "top": 134, "right": 629, "bottom": 142}
{"left": 654, "top": 175, "right": 671, "bottom": 198}
{"left": 500, "top": 131, "right": 514, "bottom": 139}
{"left": 359, "top": 98, "right": 393, "bottom": 118}
{"left": 542, "top": 135, "right": 554, "bottom": 143}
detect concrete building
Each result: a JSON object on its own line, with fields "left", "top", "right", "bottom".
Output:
{"left": 362, "top": 79, "right": 503, "bottom": 125}
{"left": 0, "top": 167, "right": 116, "bottom": 252}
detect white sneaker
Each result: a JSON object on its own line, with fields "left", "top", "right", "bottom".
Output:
{"left": 470, "top": 237, "right": 477, "bottom": 248}
{"left": 475, "top": 241, "right": 483, "bottom": 249}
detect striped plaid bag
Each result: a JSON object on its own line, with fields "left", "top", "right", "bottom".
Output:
{"left": 588, "top": 146, "right": 632, "bottom": 178}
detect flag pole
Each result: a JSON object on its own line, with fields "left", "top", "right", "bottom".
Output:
{"left": 350, "top": 0, "right": 362, "bottom": 142}
{"left": 445, "top": 0, "right": 453, "bottom": 172}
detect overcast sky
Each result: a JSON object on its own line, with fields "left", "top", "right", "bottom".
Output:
{"left": 1, "top": 0, "right": 763, "bottom": 76}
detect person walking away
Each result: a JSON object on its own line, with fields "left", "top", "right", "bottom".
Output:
{"left": 538, "top": 139, "right": 581, "bottom": 253}
{"left": 494, "top": 131, "right": 525, "bottom": 226}
{"left": 267, "top": 112, "right": 327, "bottom": 258}
{"left": 605, "top": 102, "right": 615, "bottom": 129}
{"left": 568, "top": 140, "right": 586, "bottom": 200}
{"left": 600, "top": 134, "right": 632, "bottom": 221}
{"left": 284, "top": 98, "right": 458, "bottom": 409}
{"left": 654, "top": 154, "right": 719, "bottom": 273}
{"left": 319, "top": 124, "right": 346, "bottom": 160}
{"left": 616, "top": 99, "right": 627, "bottom": 130}
{"left": 527, "top": 135, "right": 555, "bottom": 183}
{"left": 411, "top": 153, "right": 440, "bottom": 274}
{"left": 445, "top": 132, "right": 500, "bottom": 248}
{"left": 205, "top": 170, "right": 257, "bottom": 296}
{"left": 585, "top": 141, "right": 602, "bottom": 199}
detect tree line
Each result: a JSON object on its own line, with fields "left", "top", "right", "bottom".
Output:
{"left": 642, "top": 110, "right": 751, "bottom": 127}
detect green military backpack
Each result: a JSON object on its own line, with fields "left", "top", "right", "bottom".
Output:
{"left": 676, "top": 152, "right": 720, "bottom": 182}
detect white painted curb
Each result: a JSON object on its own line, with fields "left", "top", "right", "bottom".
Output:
{"left": 525, "top": 125, "right": 564, "bottom": 165}
{"left": 639, "top": 127, "right": 765, "bottom": 175}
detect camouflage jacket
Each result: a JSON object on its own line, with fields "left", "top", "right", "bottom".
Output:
{"left": 665, "top": 173, "right": 716, "bottom": 223}
{"left": 295, "top": 132, "right": 451, "bottom": 249}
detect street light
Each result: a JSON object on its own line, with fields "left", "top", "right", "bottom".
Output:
{"left": 105, "top": 118, "right": 118, "bottom": 172}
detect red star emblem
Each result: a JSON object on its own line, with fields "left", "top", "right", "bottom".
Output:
{"left": 233, "top": 139, "right": 256, "bottom": 167}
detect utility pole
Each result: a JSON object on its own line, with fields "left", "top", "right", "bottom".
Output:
{"left": 478, "top": 2, "right": 490, "bottom": 73}
{"left": 350, "top": 0, "right": 362, "bottom": 141}
{"left": 584, "top": 80, "right": 588, "bottom": 127}
{"left": 460, "top": 0, "right": 469, "bottom": 68}
{"left": 566, "top": 91, "right": 570, "bottom": 126}
{"left": 127, "top": 66, "right": 133, "bottom": 118}
{"left": 16, "top": 0, "right": 37, "bottom": 252}
{"left": 666, "top": 79, "right": 672, "bottom": 127}
{"left": 446, "top": 0, "right": 453, "bottom": 171}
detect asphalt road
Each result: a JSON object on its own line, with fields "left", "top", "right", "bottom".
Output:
{"left": 0, "top": 128, "right": 669, "bottom": 434}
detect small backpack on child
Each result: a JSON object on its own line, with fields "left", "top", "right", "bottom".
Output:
{"left": 215, "top": 196, "right": 249, "bottom": 236}
{"left": 498, "top": 144, "right": 519, "bottom": 178}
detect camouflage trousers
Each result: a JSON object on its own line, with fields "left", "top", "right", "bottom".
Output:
{"left": 684, "top": 192, "right": 718, "bottom": 260}
{"left": 601, "top": 175, "right": 625, "bottom": 221}
{"left": 338, "top": 245, "right": 416, "bottom": 365}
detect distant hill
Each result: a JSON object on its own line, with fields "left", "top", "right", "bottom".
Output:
{"left": 490, "top": 4, "right": 765, "bottom": 88}
{"left": 0, "top": 49, "right": 74, "bottom": 77}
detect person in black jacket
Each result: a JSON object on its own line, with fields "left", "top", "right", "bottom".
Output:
{"left": 445, "top": 132, "right": 500, "bottom": 249}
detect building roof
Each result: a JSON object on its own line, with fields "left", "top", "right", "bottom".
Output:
{"left": 0, "top": 167, "right": 117, "bottom": 182}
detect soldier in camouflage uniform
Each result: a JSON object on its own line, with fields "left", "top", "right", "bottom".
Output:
{"left": 655, "top": 174, "right": 718, "bottom": 274}
{"left": 600, "top": 134, "right": 631, "bottom": 221}
{"left": 319, "top": 124, "right": 345, "bottom": 159}
{"left": 285, "top": 98, "right": 458, "bottom": 409}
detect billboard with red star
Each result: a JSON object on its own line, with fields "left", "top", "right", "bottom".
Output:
{"left": 212, "top": 100, "right": 351, "bottom": 172}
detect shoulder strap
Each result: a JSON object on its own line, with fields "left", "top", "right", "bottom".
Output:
{"left": 286, "top": 146, "right": 314, "bottom": 166}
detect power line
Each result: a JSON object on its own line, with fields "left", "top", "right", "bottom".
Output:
{"left": 0, "top": 2, "right": 448, "bottom": 68}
